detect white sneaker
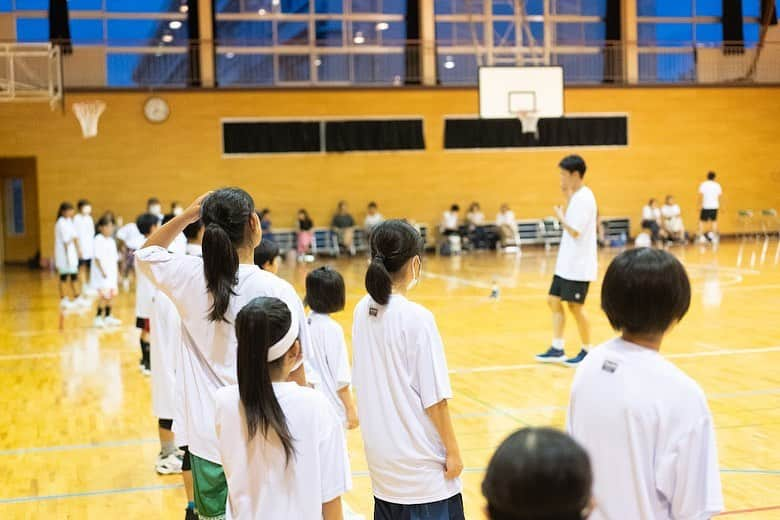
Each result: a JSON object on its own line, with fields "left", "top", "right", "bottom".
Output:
{"left": 60, "top": 298, "right": 76, "bottom": 310}
{"left": 75, "top": 295, "right": 91, "bottom": 308}
{"left": 93, "top": 316, "right": 105, "bottom": 328}
{"left": 103, "top": 316, "right": 121, "bottom": 327}
{"left": 155, "top": 452, "right": 183, "bottom": 475}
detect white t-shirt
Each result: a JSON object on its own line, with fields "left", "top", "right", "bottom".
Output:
{"left": 567, "top": 338, "right": 723, "bottom": 520}
{"left": 116, "top": 223, "right": 145, "bottom": 250}
{"left": 699, "top": 180, "right": 722, "bottom": 210}
{"left": 216, "top": 383, "right": 351, "bottom": 520}
{"left": 661, "top": 204, "right": 681, "bottom": 219}
{"left": 90, "top": 234, "right": 118, "bottom": 290}
{"left": 364, "top": 213, "right": 384, "bottom": 230}
{"left": 555, "top": 186, "right": 598, "bottom": 282}
{"left": 495, "top": 210, "right": 517, "bottom": 228}
{"left": 54, "top": 217, "right": 79, "bottom": 274}
{"left": 170, "top": 233, "right": 187, "bottom": 256}
{"left": 135, "top": 256, "right": 155, "bottom": 319}
{"left": 642, "top": 205, "right": 660, "bottom": 222}
{"left": 467, "top": 211, "right": 485, "bottom": 226}
{"left": 306, "top": 312, "right": 351, "bottom": 425}
{"left": 150, "top": 289, "right": 181, "bottom": 421}
{"left": 352, "top": 294, "right": 462, "bottom": 504}
{"left": 441, "top": 211, "right": 459, "bottom": 231}
{"left": 73, "top": 213, "right": 95, "bottom": 260}
{"left": 185, "top": 243, "right": 202, "bottom": 257}
{"left": 135, "top": 245, "right": 310, "bottom": 464}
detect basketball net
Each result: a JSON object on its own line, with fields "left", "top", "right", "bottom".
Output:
{"left": 73, "top": 101, "right": 106, "bottom": 139}
{"left": 516, "top": 111, "right": 540, "bottom": 138}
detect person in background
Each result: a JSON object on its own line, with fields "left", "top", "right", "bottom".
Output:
{"left": 482, "top": 427, "right": 593, "bottom": 520}
{"left": 466, "top": 202, "right": 487, "bottom": 249}
{"left": 496, "top": 203, "right": 521, "bottom": 250}
{"left": 55, "top": 202, "right": 87, "bottom": 310}
{"left": 332, "top": 201, "right": 356, "bottom": 256}
{"left": 441, "top": 204, "right": 461, "bottom": 236}
{"left": 116, "top": 217, "right": 145, "bottom": 292}
{"left": 148, "top": 197, "right": 164, "bottom": 224}
{"left": 91, "top": 215, "right": 121, "bottom": 328}
{"left": 170, "top": 201, "right": 184, "bottom": 218}
{"left": 364, "top": 201, "right": 384, "bottom": 234}
{"left": 698, "top": 171, "right": 723, "bottom": 244}
{"left": 641, "top": 198, "right": 666, "bottom": 245}
{"left": 567, "top": 248, "right": 723, "bottom": 520}
{"left": 183, "top": 220, "right": 204, "bottom": 258}
{"left": 297, "top": 209, "right": 314, "bottom": 261}
{"left": 254, "top": 240, "right": 281, "bottom": 274}
{"left": 74, "top": 199, "right": 96, "bottom": 295}
{"left": 661, "top": 195, "right": 686, "bottom": 244}
{"left": 135, "top": 213, "right": 160, "bottom": 376}
{"left": 259, "top": 209, "right": 273, "bottom": 233}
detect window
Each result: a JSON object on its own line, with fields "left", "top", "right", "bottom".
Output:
{"left": 4, "top": 178, "right": 25, "bottom": 236}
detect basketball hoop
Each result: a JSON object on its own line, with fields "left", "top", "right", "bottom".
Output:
{"left": 73, "top": 101, "right": 106, "bottom": 139}
{"left": 516, "top": 111, "right": 540, "bottom": 138}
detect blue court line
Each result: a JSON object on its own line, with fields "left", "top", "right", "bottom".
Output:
{"left": 1, "top": 467, "right": 777, "bottom": 505}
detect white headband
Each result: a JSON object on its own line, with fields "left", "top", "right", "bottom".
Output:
{"left": 267, "top": 309, "right": 299, "bottom": 362}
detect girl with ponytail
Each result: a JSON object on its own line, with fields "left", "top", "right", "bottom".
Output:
{"left": 215, "top": 297, "right": 350, "bottom": 520}
{"left": 352, "top": 220, "right": 465, "bottom": 519}
{"left": 135, "top": 189, "right": 311, "bottom": 520}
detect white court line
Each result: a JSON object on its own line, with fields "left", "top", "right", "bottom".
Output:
{"left": 422, "top": 272, "right": 494, "bottom": 289}
{"left": 0, "top": 348, "right": 129, "bottom": 361}
{"left": 684, "top": 263, "right": 761, "bottom": 275}
{"left": 449, "top": 345, "right": 780, "bottom": 374}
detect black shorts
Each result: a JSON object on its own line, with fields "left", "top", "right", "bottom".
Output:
{"left": 59, "top": 273, "right": 78, "bottom": 282}
{"left": 375, "top": 493, "right": 464, "bottom": 520}
{"left": 78, "top": 258, "right": 91, "bottom": 268}
{"left": 136, "top": 317, "right": 150, "bottom": 332}
{"left": 549, "top": 275, "right": 590, "bottom": 304}
{"left": 700, "top": 209, "right": 718, "bottom": 222}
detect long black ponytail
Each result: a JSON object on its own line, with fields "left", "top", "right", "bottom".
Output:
{"left": 235, "top": 297, "right": 296, "bottom": 464}
{"left": 365, "top": 220, "right": 424, "bottom": 305}
{"left": 200, "top": 188, "right": 255, "bottom": 322}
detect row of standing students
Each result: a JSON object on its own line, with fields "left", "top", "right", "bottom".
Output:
{"left": 135, "top": 187, "right": 723, "bottom": 520}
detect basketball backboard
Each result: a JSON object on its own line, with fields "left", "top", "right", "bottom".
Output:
{"left": 478, "top": 66, "right": 564, "bottom": 119}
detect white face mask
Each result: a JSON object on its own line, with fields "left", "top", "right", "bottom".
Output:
{"left": 406, "top": 257, "right": 421, "bottom": 291}
{"left": 172, "top": 207, "right": 183, "bottom": 216}
{"left": 82, "top": 205, "right": 92, "bottom": 215}
{"left": 149, "top": 204, "right": 162, "bottom": 216}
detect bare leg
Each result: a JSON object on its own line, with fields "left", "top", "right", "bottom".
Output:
{"left": 183, "top": 469, "right": 194, "bottom": 502}
{"left": 567, "top": 302, "right": 591, "bottom": 347}
{"left": 548, "top": 295, "right": 565, "bottom": 341}
{"left": 58, "top": 279, "right": 67, "bottom": 300}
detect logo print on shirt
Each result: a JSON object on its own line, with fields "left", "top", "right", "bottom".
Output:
{"left": 602, "top": 360, "right": 618, "bottom": 373}
{"left": 369, "top": 307, "right": 378, "bottom": 317}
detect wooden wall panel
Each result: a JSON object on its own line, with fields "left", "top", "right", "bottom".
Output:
{"left": 0, "top": 86, "right": 778, "bottom": 258}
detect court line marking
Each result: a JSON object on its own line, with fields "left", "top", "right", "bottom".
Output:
{"left": 1, "top": 468, "right": 776, "bottom": 505}
{"left": 0, "top": 438, "right": 159, "bottom": 456}
{"left": 717, "top": 505, "right": 780, "bottom": 516}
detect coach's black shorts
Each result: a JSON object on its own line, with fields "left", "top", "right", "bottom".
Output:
{"left": 549, "top": 275, "right": 590, "bottom": 304}
{"left": 78, "top": 258, "right": 91, "bottom": 268}
{"left": 700, "top": 209, "right": 718, "bottom": 222}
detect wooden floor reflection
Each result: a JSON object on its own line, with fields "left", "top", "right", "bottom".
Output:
{"left": 1, "top": 240, "right": 779, "bottom": 519}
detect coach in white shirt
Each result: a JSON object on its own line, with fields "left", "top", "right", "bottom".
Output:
{"left": 536, "top": 155, "right": 598, "bottom": 367}
{"left": 698, "top": 171, "right": 723, "bottom": 242}
{"left": 567, "top": 248, "right": 723, "bottom": 520}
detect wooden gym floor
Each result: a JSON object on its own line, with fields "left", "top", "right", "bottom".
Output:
{"left": 0, "top": 240, "right": 779, "bottom": 519}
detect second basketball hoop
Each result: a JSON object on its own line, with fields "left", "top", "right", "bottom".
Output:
{"left": 73, "top": 101, "right": 106, "bottom": 139}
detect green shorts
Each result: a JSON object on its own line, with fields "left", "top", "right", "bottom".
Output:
{"left": 190, "top": 453, "right": 227, "bottom": 520}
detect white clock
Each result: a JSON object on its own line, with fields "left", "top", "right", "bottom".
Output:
{"left": 143, "top": 96, "right": 170, "bottom": 123}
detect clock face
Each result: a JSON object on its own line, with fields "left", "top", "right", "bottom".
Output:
{"left": 144, "top": 97, "right": 170, "bottom": 123}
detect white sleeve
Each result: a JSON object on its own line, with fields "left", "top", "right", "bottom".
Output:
{"left": 656, "top": 413, "right": 724, "bottom": 520}
{"left": 411, "top": 313, "right": 453, "bottom": 409}
{"left": 716, "top": 184, "right": 722, "bottom": 196}
{"left": 566, "top": 196, "right": 590, "bottom": 235}
{"left": 318, "top": 400, "right": 351, "bottom": 503}
{"left": 134, "top": 246, "right": 202, "bottom": 310}
{"left": 331, "top": 325, "right": 351, "bottom": 389}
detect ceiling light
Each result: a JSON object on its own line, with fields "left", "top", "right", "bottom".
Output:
{"left": 226, "top": 52, "right": 235, "bottom": 59}
{"left": 162, "top": 34, "right": 174, "bottom": 43}
{"left": 179, "top": 4, "right": 188, "bottom": 13}
{"left": 314, "top": 58, "right": 322, "bottom": 66}
{"left": 258, "top": 8, "right": 266, "bottom": 15}
{"left": 353, "top": 31, "right": 365, "bottom": 44}
{"left": 444, "top": 56, "right": 455, "bottom": 69}
{"left": 376, "top": 22, "right": 389, "bottom": 31}
{"left": 169, "top": 20, "right": 182, "bottom": 30}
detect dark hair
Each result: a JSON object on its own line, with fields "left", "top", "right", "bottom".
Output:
{"left": 183, "top": 220, "right": 203, "bottom": 240}
{"left": 559, "top": 155, "right": 587, "bottom": 178}
{"left": 648, "top": 198, "right": 656, "bottom": 205}
{"left": 77, "top": 199, "right": 90, "bottom": 209}
{"left": 707, "top": 171, "right": 716, "bottom": 180}
{"left": 235, "top": 297, "right": 296, "bottom": 465}
{"left": 450, "top": 204, "right": 460, "bottom": 212}
{"left": 171, "top": 201, "right": 181, "bottom": 210}
{"left": 201, "top": 188, "right": 256, "bottom": 322}
{"left": 338, "top": 200, "right": 348, "bottom": 211}
{"left": 366, "top": 220, "right": 424, "bottom": 305}
{"left": 665, "top": 195, "right": 673, "bottom": 203}
{"left": 298, "top": 208, "right": 310, "bottom": 218}
{"left": 469, "top": 202, "right": 480, "bottom": 212}
{"left": 57, "top": 201, "right": 74, "bottom": 219}
{"left": 161, "top": 213, "right": 176, "bottom": 226}
{"left": 147, "top": 197, "right": 160, "bottom": 207}
{"left": 100, "top": 211, "right": 116, "bottom": 225}
{"left": 306, "top": 266, "right": 346, "bottom": 314}
{"left": 254, "top": 240, "right": 280, "bottom": 270}
{"left": 259, "top": 208, "right": 270, "bottom": 219}
{"left": 368, "top": 201, "right": 377, "bottom": 209}
{"left": 96, "top": 214, "right": 114, "bottom": 229}
{"left": 482, "top": 427, "right": 592, "bottom": 520}
{"left": 601, "top": 248, "right": 691, "bottom": 336}
{"left": 136, "top": 213, "right": 159, "bottom": 236}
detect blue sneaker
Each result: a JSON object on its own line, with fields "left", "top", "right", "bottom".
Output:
{"left": 564, "top": 349, "right": 588, "bottom": 367}
{"left": 535, "top": 347, "right": 567, "bottom": 363}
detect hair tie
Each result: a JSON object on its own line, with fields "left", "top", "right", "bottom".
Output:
{"left": 374, "top": 253, "right": 385, "bottom": 263}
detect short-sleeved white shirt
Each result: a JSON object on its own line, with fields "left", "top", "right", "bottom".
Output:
{"left": 467, "top": 211, "right": 485, "bottom": 226}
{"left": 364, "top": 213, "right": 384, "bottom": 230}
{"left": 54, "top": 217, "right": 79, "bottom": 273}
{"left": 555, "top": 186, "right": 598, "bottom": 282}
{"left": 216, "top": 383, "right": 351, "bottom": 520}
{"left": 306, "top": 312, "right": 352, "bottom": 425}
{"left": 699, "top": 180, "right": 723, "bottom": 210}
{"left": 134, "top": 257, "right": 155, "bottom": 319}
{"left": 661, "top": 204, "right": 681, "bottom": 219}
{"left": 73, "top": 213, "right": 95, "bottom": 259}
{"left": 495, "top": 210, "right": 517, "bottom": 228}
{"left": 352, "top": 294, "right": 462, "bottom": 505}
{"left": 567, "top": 338, "right": 723, "bottom": 520}
{"left": 116, "top": 223, "right": 145, "bottom": 250}
{"left": 90, "top": 234, "right": 118, "bottom": 290}
{"left": 135, "top": 245, "right": 310, "bottom": 464}
{"left": 642, "top": 205, "right": 661, "bottom": 221}
{"left": 441, "top": 211, "right": 459, "bottom": 231}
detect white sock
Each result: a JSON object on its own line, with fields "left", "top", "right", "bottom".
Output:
{"left": 552, "top": 338, "right": 565, "bottom": 350}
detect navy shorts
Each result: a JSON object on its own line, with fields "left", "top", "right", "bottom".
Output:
{"left": 374, "top": 494, "right": 464, "bottom": 520}
{"left": 700, "top": 209, "right": 718, "bottom": 222}
{"left": 549, "top": 275, "right": 590, "bottom": 304}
